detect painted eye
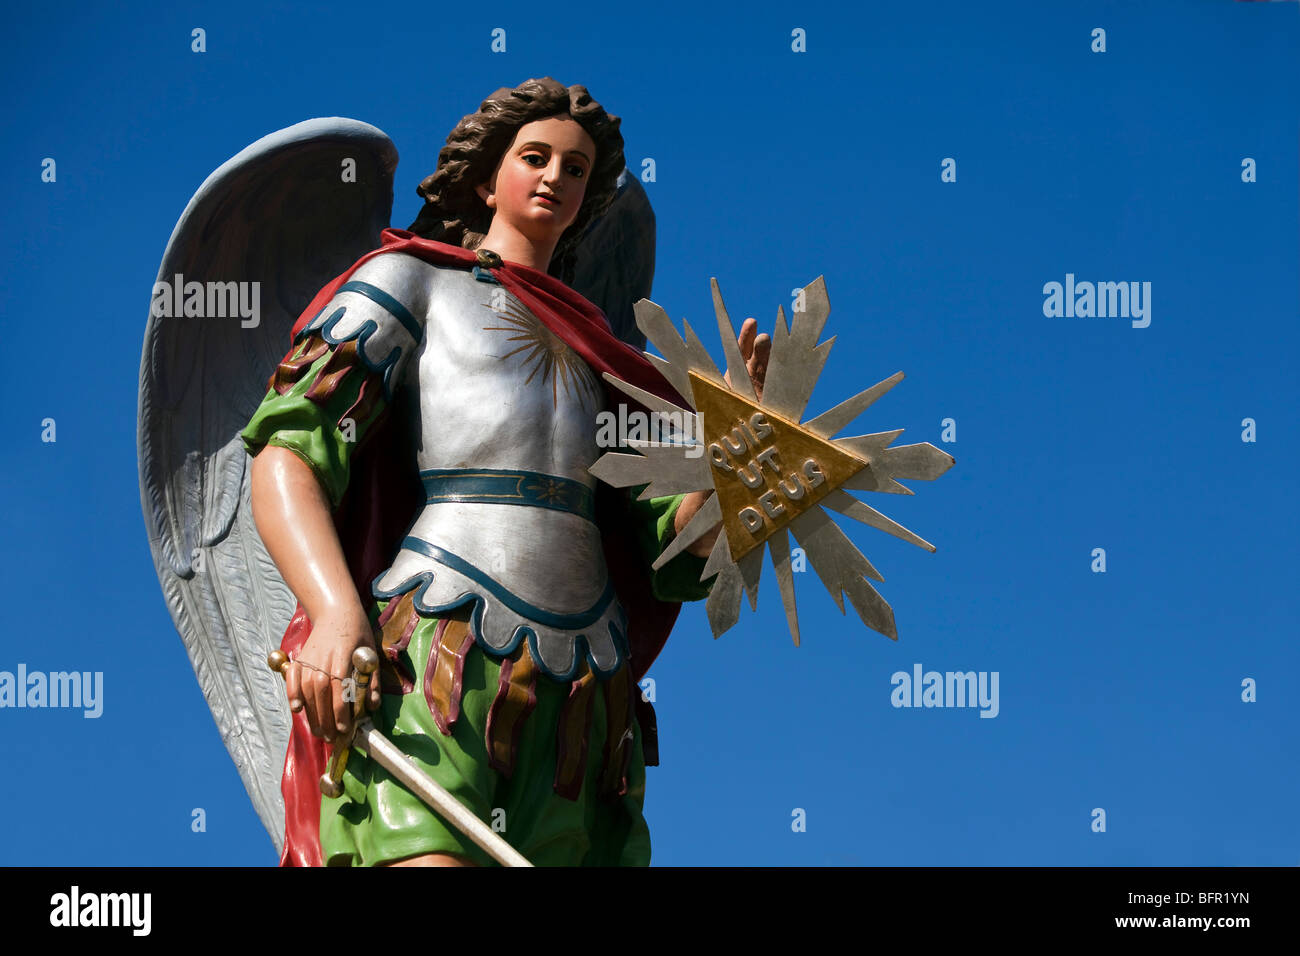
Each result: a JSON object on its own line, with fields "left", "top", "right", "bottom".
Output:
{"left": 524, "top": 153, "right": 545, "bottom": 167}
{"left": 567, "top": 165, "right": 586, "bottom": 178}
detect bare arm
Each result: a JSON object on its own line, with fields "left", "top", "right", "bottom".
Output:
{"left": 250, "top": 445, "right": 380, "bottom": 741}
{"left": 674, "top": 489, "right": 720, "bottom": 557}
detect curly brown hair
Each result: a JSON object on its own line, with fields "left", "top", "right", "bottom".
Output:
{"left": 408, "top": 77, "right": 625, "bottom": 286}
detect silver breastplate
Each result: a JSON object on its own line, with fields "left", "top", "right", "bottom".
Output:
{"left": 371, "top": 265, "right": 624, "bottom": 682}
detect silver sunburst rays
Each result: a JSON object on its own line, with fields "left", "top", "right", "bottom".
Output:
{"left": 589, "top": 276, "right": 954, "bottom": 645}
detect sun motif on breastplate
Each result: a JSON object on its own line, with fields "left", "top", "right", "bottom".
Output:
{"left": 483, "top": 297, "right": 601, "bottom": 408}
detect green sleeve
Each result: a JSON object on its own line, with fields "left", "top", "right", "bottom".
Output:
{"left": 239, "top": 334, "right": 387, "bottom": 510}
{"left": 625, "top": 486, "right": 715, "bottom": 603}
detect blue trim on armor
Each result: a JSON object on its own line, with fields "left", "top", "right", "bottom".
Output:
{"left": 369, "top": 543, "right": 628, "bottom": 682}
{"left": 294, "top": 305, "right": 402, "bottom": 399}
{"left": 472, "top": 265, "right": 500, "bottom": 284}
{"left": 337, "top": 280, "right": 423, "bottom": 343}
{"left": 420, "top": 467, "right": 595, "bottom": 521}
{"left": 399, "top": 537, "right": 614, "bottom": 629}
{"left": 291, "top": 276, "right": 426, "bottom": 400}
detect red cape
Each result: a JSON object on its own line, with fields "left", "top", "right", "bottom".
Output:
{"left": 275, "top": 229, "right": 690, "bottom": 866}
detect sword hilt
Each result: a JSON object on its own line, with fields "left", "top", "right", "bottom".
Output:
{"left": 267, "top": 650, "right": 529, "bottom": 865}
{"left": 349, "top": 646, "right": 378, "bottom": 721}
{"left": 319, "top": 647, "right": 378, "bottom": 798}
{"left": 266, "top": 647, "right": 379, "bottom": 799}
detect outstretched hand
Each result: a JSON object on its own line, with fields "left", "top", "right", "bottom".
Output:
{"left": 724, "top": 317, "right": 771, "bottom": 401}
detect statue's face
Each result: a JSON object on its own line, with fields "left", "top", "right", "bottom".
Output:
{"left": 476, "top": 115, "right": 596, "bottom": 244}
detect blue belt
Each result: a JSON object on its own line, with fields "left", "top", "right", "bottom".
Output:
{"left": 420, "top": 467, "right": 596, "bottom": 521}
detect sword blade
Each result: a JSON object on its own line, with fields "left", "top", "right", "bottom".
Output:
{"left": 351, "top": 719, "right": 533, "bottom": 868}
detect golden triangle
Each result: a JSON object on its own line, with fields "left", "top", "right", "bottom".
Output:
{"left": 689, "top": 371, "right": 867, "bottom": 562}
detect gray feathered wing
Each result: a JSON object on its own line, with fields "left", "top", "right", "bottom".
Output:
{"left": 137, "top": 119, "right": 399, "bottom": 852}
{"left": 137, "top": 119, "right": 658, "bottom": 853}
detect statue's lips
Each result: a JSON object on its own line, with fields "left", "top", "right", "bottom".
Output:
{"left": 534, "top": 193, "right": 560, "bottom": 206}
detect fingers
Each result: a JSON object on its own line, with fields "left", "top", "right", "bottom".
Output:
{"left": 285, "top": 662, "right": 303, "bottom": 714}
{"left": 296, "top": 662, "right": 359, "bottom": 741}
{"left": 733, "top": 318, "right": 770, "bottom": 397}
{"left": 291, "top": 614, "right": 384, "bottom": 737}
{"left": 333, "top": 672, "right": 353, "bottom": 738}
{"left": 748, "top": 328, "right": 770, "bottom": 399}
{"left": 306, "top": 666, "right": 334, "bottom": 741}
{"left": 738, "top": 317, "right": 757, "bottom": 360}
{"left": 749, "top": 333, "right": 771, "bottom": 376}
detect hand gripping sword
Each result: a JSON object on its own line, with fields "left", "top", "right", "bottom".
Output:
{"left": 268, "top": 647, "right": 532, "bottom": 868}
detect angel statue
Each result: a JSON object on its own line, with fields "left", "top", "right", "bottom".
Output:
{"left": 140, "top": 77, "right": 773, "bottom": 866}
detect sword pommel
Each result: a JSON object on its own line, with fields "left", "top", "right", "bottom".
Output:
{"left": 267, "top": 650, "right": 289, "bottom": 676}
{"left": 351, "top": 646, "right": 378, "bottom": 677}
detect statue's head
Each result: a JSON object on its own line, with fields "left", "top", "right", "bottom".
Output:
{"left": 409, "top": 77, "right": 625, "bottom": 284}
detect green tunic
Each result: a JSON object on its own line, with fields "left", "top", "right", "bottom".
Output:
{"left": 241, "top": 333, "right": 711, "bottom": 866}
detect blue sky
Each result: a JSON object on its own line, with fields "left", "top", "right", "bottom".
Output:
{"left": 1, "top": 0, "right": 1296, "bottom": 865}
